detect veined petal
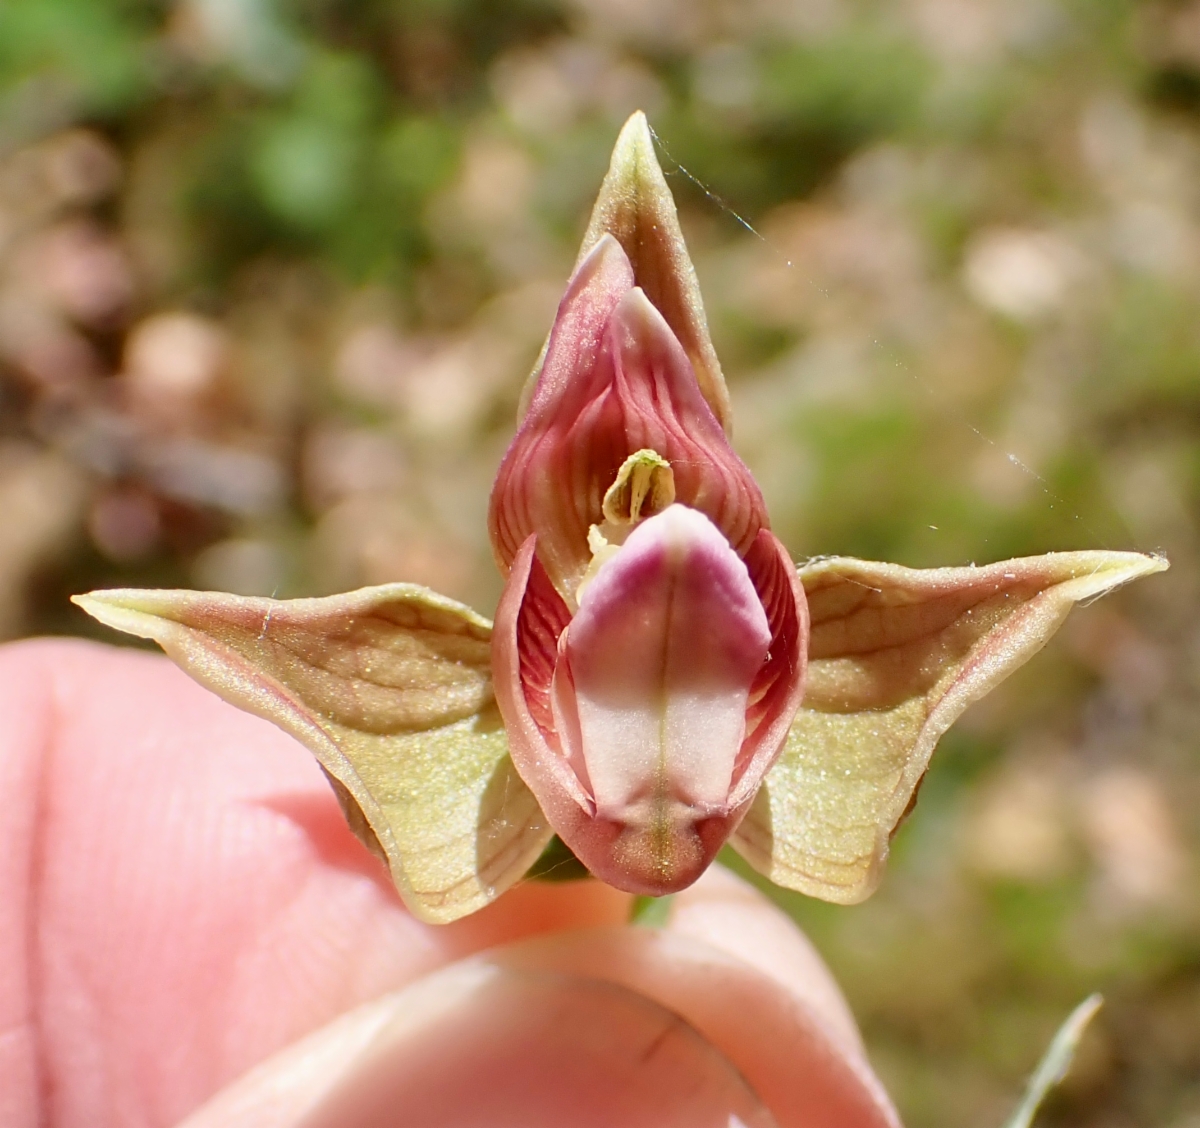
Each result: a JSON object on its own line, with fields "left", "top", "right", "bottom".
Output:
{"left": 494, "top": 508, "right": 795, "bottom": 896}
{"left": 519, "top": 111, "right": 731, "bottom": 433}
{"left": 733, "top": 527, "right": 810, "bottom": 807}
{"left": 490, "top": 256, "right": 767, "bottom": 602}
{"left": 489, "top": 235, "right": 632, "bottom": 593}
{"left": 606, "top": 289, "right": 766, "bottom": 559}
{"left": 555, "top": 505, "right": 771, "bottom": 823}
{"left": 492, "top": 536, "right": 591, "bottom": 835}
{"left": 73, "top": 584, "right": 550, "bottom": 923}
{"left": 733, "top": 549, "right": 1169, "bottom": 904}
{"left": 514, "top": 234, "right": 635, "bottom": 425}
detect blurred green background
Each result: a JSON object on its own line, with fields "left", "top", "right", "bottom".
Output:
{"left": 2, "top": 0, "right": 1197, "bottom": 1124}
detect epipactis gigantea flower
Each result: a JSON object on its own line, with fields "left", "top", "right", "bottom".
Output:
{"left": 75, "top": 113, "right": 1167, "bottom": 923}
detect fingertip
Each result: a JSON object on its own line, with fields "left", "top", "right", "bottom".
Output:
{"left": 178, "top": 961, "right": 775, "bottom": 1128}
{"left": 668, "top": 865, "right": 865, "bottom": 1060}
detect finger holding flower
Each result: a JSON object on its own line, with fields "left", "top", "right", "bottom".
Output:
{"left": 0, "top": 640, "right": 897, "bottom": 1128}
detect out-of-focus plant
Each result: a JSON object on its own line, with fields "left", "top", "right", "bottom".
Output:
{"left": 1002, "top": 995, "right": 1104, "bottom": 1128}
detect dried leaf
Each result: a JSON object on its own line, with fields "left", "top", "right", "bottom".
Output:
{"left": 732, "top": 551, "right": 1168, "bottom": 903}
{"left": 73, "top": 585, "right": 551, "bottom": 923}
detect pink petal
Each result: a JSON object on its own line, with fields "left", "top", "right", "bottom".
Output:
{"left": 493, "top": 510, "right": 810, "bottom": 895}
{"left": 731, "top": 528, "right": 809, "bottom": 807}
{"left": 605, "top": 289, "right": 766, "bottom": 559}
{"left": 491, "top": 536, "right": 593, "bottom": 834}
{"left": 489, "top": 243, "right": 768, "bottom": 603}
{"left": 488, "top": 237, "right": 634, "bottom": 594}
{"left": 571, "top": 111, "right": 732, "bottom": 432}
{"left": 553, "top": 505, "right": 770, "bottom": 824}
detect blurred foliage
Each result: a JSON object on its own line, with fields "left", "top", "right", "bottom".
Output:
{"left": 2, "top": 0, "right": 1199, "bottom": 1125}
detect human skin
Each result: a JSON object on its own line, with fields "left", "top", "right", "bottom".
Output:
{"left": 0, "top": 639, "right": 899, "bottom": 1128}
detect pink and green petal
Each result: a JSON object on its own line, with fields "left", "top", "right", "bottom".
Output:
{"left": 490, "top": 242, "right": 767, "bottom": 602}
{"left": 73, "top": 585, "right": 551, "bottom": 923}
{"left": 518, "top": 111, "right": 731, "bottom": 434}
{"left": 555, "top": 505, "right": 771, "bottom": 823}
{"left": 494, "top": 507, "right": 805, "bottom": 896}
{"left": 492, "top": 537, "right": 593, "bottom": 833}
{"left": 732, "top": 550, "right": 1169, "bottom": 903}
{"left": 730, "top": 528, "right": 810, "bottom": 807}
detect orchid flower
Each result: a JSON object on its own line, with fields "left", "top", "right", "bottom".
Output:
{"left": 75, "top": 113, "right": 1167, "bottom": 924}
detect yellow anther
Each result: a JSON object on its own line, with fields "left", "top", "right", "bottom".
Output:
{"left": 602, "top": 449, "right": 675, "bottom": 525}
